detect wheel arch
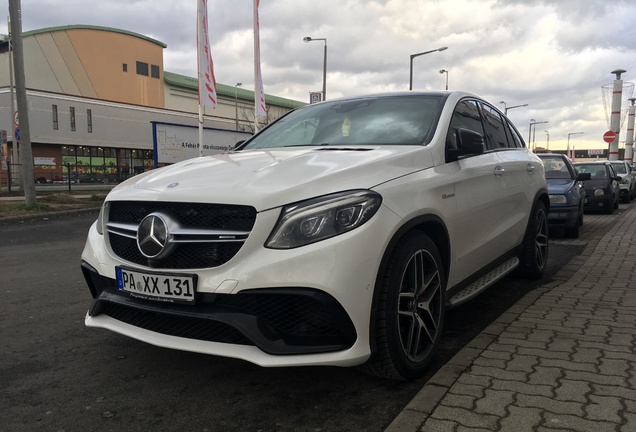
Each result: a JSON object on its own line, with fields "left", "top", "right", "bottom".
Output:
{"left": 367, "top": 214, "right": 450, "bottom": 353}
{"left": 536, "top": 188, "right": 550, "bottom": 213}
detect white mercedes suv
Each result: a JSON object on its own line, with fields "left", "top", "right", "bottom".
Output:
{"left": 81, "top": 91, "right": 549, "bottom": 380}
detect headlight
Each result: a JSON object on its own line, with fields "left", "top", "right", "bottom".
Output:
{"left": 266, "top": 190, "right": 382, "bottom": 249}
{"left": 594, "top": 188, "right": 605, "bottom": 197}
{"left": 549, "top": 194, "right": 567, "bottom": 204}
{"left": 96, "top": 202, "right": 109, "bottom": 235}
{"left": 622, "top": 177, "right": 630, "bottom": 185}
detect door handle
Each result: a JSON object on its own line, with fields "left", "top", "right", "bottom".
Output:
{"left": 494, "top": 166, "right": 505, "bottom": 176}
{"left": 526, "top": 164, "right": 536, "bottom": 173}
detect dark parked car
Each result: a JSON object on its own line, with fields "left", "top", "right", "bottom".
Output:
{"left": 538, "top": 154, "right": 590, "bottom": 238}
{"left": 573, "top": 161, "right": 621, "bottom": 214}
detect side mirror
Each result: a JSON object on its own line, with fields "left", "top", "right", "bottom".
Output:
{"left": 614, "top": 176, "right": 623, "bottom": 182}
{"left": 447, "top": 128, "right": 484, "bottom": 161}
{"left": 576, "top": 173, "right": 591, "bottom": 181}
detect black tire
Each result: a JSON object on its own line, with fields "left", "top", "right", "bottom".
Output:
{"left": 360, "top": 232, "right": 446, "bottom": 381}
{"left": 517, "top": 200, "right": 549, "bottom": 279}
{"left": 614, "top": 197, "right": 619, "bottom": 209}
{"left": 565, "top": 223, "right": 579, "bottom": 238}
{"left": 605, "top": 202, "right": 614, "bottom": 214}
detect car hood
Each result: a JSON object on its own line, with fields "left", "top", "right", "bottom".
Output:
{"left": 581, "top": 179, "right": 611, "bottom": 190}
{"left": 546, "top": 178, "right": 576, "bottom": 194}
{"left": 107, "top": 146, "right": 434, "bottom": 210}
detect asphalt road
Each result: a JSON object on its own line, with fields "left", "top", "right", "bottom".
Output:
{"left": 0, "top": 210, "right": 614, "bottom": 432}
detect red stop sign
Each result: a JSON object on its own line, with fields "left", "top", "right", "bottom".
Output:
{"left": 603, "top": 130, "right": 617, "bottom": 143}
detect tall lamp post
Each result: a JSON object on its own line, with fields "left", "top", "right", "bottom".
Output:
{"left": 439, "top": 69, "right": 448, "bottom": 90}
{"left": 409, "top": 46, "right": 447, "bottom": 90}
{"left": 545, "top": 130, "right": 550, "bottom": 151}
{"left": 303, "top": 36, "right": 327, "bottom": 101}
{"left": 234, "top": 82, "right": 242, "bottom": 131}
{"left": 529, "top": 119, "right": 548, "bottom": 152}
{"left": 567, "top": 132, "right": 584, "bottom": 159}
{"left": 500, "top": 101, "right": 528, "bottom": 116}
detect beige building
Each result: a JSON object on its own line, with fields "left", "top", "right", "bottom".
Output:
{"left": 0, "top": 25, "right": 304, "bottom": 183}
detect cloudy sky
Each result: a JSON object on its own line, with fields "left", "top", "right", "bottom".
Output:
{"left": 2, "top": 0, "right": 636, "bottom": 150}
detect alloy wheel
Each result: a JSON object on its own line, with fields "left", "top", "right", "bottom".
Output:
{"left": 397, "top": 249, "right": 443, "bottom": 363}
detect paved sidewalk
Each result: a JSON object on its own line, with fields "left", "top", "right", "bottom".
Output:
{"left": 387, "top": 206, "right": 636, "bottom": 431}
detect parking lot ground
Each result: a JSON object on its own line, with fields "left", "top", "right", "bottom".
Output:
{"left": 387, "top": 204, "right": 636, "bottom": 432}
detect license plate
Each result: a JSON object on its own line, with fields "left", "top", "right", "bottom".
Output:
{"left": 116, "top": 267, "right": 196, "bottom": 304}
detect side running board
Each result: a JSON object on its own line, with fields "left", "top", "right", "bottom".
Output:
{"left": 448, "top": 257, "right": 520, "bottom": 308}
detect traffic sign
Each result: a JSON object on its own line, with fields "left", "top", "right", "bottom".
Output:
{"left": 603, "top": 130, "right": 617, "bottom": 143}
{"left": 13, "top": 111, "right": 19, "bottom": 127}
{"left": 14, "top": 127, "right": 20, "bottom": 142}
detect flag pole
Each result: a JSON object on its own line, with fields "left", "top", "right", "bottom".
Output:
{"left": 253, "top": 0, "right": 267, "bottom": 133}
{"left": 197, "top": 0, "right": 217, "bottom": 157}
{"left": 253, "top": 0, "right": 259, "bottom": 133}
{"left": 197, "top": 0, "right": 204, "bottom": 157}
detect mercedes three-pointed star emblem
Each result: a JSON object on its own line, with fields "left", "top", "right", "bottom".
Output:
{"left": 137, "top": 213, "right": 169, "bottom": 258}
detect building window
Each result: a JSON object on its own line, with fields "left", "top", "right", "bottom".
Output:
{"left": 52, "top": 105, "right": 58, "bottom": 130}
{"left": 136, "top": 61, "right": 149, "bottom": 76}
{"left": 70, "top": 107, "right": 76, "bottom": 131}
{"left": 122, "top": 63, "right": 128, "bottom": 72}
{"left": 87, "top": 109, "right": 92, "bottom": 133}
{"left": 151, "top": 64, "right": 160, "bottom": 79}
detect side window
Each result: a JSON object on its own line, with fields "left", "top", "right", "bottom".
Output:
{"left": 480, "top": 104, "right": 510, "bottom": 150}
{"left": 446, "top": 100, "right": 484, "bottom": 152}
{"left": 506, "top": 120, "right": 525, "bottom": 148}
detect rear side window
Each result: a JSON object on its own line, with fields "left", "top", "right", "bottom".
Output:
{"left": 506, "top": 120, "right": 525, "bottom": 148}
{"left": 480, "top": 104, "right": 509, "bottom": 150}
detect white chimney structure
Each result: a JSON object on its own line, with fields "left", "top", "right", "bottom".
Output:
{"left": 609, "top": 69, "right": 626, "bottom": 161}
{"left": 626, "top": 98, "right": 636, "bottom": 164}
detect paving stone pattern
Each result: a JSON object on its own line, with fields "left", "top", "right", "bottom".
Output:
{"left": 387, "top": 206, "right": 636, "bottom": 432}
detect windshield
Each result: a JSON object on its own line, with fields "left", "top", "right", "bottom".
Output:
{"left": 575, "top": 164, "right": 607, "bottom": 179}
{"left": 611, "top": 162, "right": 627, "bottom": 174}
{"left": 540, "top": 156, "right": 573, "bottom": 179}
{"left": 242, "top": 95, "right": 442, "bottom": 149}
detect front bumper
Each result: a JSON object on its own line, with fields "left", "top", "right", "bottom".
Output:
{"left": 547, "top": 205, "right": 579, "bottom": 228}
{"left": 82, "top": 261, "right": 357, "bottom": 355}
{"left": 583, "top": 194, "right": 613, "bottom": 211}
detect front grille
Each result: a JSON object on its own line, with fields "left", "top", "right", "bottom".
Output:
{"left": 110, "top": 235, "right": 244, "bottom": 269}
{"left": 107, "top": 201, "right": 257, "bottom": 269}
{"left": 109, "top": 201, "right": 256, "bottom": 231}
{"left": 100, "top": 302, "right": 253, "bottom": 346}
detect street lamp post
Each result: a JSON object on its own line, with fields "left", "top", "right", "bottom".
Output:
{"left": 409, "top": 46, "right": 447, "bottom": 90}
{"left": 234, "top": 82, "right": 242, "bottom": 131}
{"left": 529, "top": 120, "right": 548, "bottom": 152}
{"left": 303, "top": 36, "right": 327, "bottom": 101}
{"left": 567, "top": 132, "right": 584, "bottom": 159}
{"left": 439, "top": 69, "right": 448, "bottom": 90}
{"left": 545, "top": 131, "right": 550, "bottom": 151}
{"left": 500, "top": 101, "right": 529, "bottom": 116}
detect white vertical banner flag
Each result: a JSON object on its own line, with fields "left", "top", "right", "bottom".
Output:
{"left": 254, "top": 0, "right": 267, "bottom": 120}
{"left": 197, "top": 0, "right": 217, "bottom": 109}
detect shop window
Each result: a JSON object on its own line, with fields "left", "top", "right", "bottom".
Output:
{"left": 87, "top": 109, "right": 92, "bottom": 133}
{"left": 52, "top": 105, "right": 58, "bottom": 130}
{"left": 70, "top": 107, "right": 76, "bottom": 131}
{"left": 151, "top": 64, "right": 160, "bottom": 79}
{"left": 136, "top": 61, "right": 149, "bottom": 76}
{"left": 62, "top": 145, "right": 76, "bottom": 156}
